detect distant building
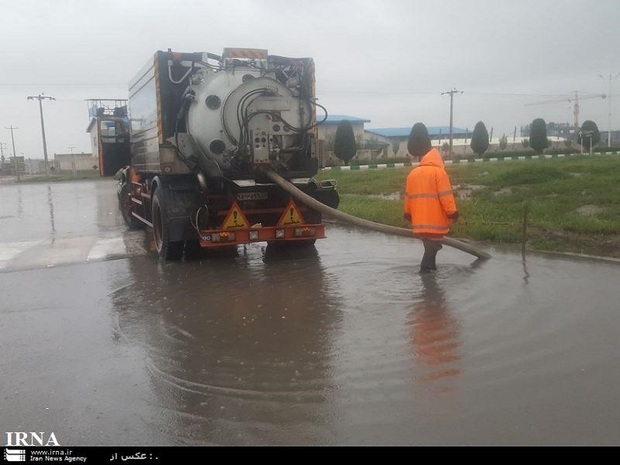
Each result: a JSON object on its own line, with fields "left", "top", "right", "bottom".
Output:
{"left": 0, "top": 156, "right": 25, "bottom": 175}
{"left": 317, "top": 115, "right": 377, "bottom": 166}
{"left": 317, "top": 114, "right": 371, "bottom": 141}
{"left": 599, "top": 130, "right": 620, "bottom": 146}
{"left": 86, "top": 99, "right": 131, "bottom": 176}
{"left": 520, "top": 122, "right": 573, "bottom": 138}
{"left": 366, "top": 127, "right": 471, "bottom": 158}
{"left": 54, "top": 152, "right": 98, "bottom": 173}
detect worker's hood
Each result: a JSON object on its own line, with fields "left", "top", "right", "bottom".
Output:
{"left": 420, "top": 148, "right": 445, "bottom": 169}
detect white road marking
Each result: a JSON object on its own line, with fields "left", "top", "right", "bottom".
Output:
{"left": 87, "top": 236, "right": 127, "bottom": 261}
{"left": 0, "top": 241, "right": 41, "bottom": 269}
{"left": 0, "top": 232, "right": 149, "bottom": 271}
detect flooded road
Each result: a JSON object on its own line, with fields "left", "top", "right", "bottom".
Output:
{"left": 1, "top": 180, "right": 620, "bottom": 445}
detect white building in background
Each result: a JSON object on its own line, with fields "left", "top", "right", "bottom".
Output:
{"left": 53, "top": 152, "right": 99, "bottom": 173}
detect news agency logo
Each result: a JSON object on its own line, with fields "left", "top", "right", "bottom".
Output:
{"left": 4, "top": 432, "right": 60, "bottom": 447}
{"left": 3, "top": 448, "right": 26, "bottom": 462}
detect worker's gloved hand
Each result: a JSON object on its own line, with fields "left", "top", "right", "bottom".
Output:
{"left": 448, "top": 211, "right": 460, "bottom": 222}
{"left": 403, "top": 213, "right": 411, "bottom": 222}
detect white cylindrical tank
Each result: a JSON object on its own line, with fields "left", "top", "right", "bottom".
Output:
{"left": 186, "top": 67, "right": 311, "bottom": 170}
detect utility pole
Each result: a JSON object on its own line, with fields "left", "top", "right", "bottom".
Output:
{"left": 441, "top": 88, "right": 463, "bottom": 156}
{"left": 0, "top": 142, "right": 6, "bottom": 176}
{"left": 27, "top": 93, "right": 55, "bottom": 176}
{"left": 598, "top": 73, "right": 620, "bottom": 147}
{"left": 5, "top": 126, "right": 20, "bottom": 182}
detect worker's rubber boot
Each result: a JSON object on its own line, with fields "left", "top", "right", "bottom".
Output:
{"left": 420, "top": 240, "right": 443, "bottom": 273}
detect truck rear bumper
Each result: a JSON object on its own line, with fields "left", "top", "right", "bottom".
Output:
{"left": 198, "top": 224, "right": 325, "bottom": 248}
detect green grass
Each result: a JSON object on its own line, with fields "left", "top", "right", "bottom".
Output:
{"left": 316, "top": 154, "right": 620, "bottom": 258}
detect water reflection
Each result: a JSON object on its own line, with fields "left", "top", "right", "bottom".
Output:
{"left": 522, "top": 256, "right": 530, "bottom": 285}
{"left": 408, "top": 272, "right": 461, "bottom": 386}
{"left": 17, "top": 185, "right": 23, "bottom": 218}
{"left": 111, "top": 244, "right": 341, "bottom": 445}
{"left": 47, "top": 185, "right": 56, "bottom": 241}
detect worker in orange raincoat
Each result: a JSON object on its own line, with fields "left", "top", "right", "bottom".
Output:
{"left": 404, "top": 123, "right": 459, "bottom": 272}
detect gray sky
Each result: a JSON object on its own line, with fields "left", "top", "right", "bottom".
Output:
{"left": 1, "top": 0, "right": 619, "bottom": 159}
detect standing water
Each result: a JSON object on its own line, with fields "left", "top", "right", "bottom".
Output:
{"left": 111, "top": 225, "right": 620, "bottom": 445}
{"left": 1, "top": 180, "right": 619, "bottom": 445}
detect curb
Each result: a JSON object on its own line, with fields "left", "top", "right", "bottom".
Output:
{"left": 322, "top": 151, "right": 620, "bottom": 171}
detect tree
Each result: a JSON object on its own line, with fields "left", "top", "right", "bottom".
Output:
{"left": 529, "top": 118, "right": 548, "bottom": 154}
{"left": 499, "top": 134, "right": 508, "bottom": 150}
{"left": 578, "top": 120, "right": 601, "bottom": 150}
{"left": 407, "top": 122, "right": 432, "bottom": 158}
{"left": 333, "top": 120, "right": 357, "bottom": 165}
{"left": 470, "top": 121, "right": 489, "bottom": 156}
{"left": 441, "top": 142, "right": 450, "bottom": 155}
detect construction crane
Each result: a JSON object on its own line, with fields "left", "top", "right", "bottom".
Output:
{"left": 524, "top": 91, "right": 606, "bottom": 135}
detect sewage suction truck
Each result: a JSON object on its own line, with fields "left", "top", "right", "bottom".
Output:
{"left": 116, "top": 48, "right": 339, "bottom": 259}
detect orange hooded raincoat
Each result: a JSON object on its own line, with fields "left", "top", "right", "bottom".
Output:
{"left": 404, "top": 148, "right": 458, "bottom": 237}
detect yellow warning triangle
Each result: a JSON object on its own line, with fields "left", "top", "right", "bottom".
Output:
{"left": 220, "top": 202, "right": 250, "bottom": 229}
{"left": 277, "top": 199, "right": 305, "bottom": 227}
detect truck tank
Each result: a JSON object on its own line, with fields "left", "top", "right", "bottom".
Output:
{"left": 117, "top": 48, "right": 339, "bottom": 260}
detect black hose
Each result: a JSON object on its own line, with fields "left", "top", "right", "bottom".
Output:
{"left": 264, "top": 169, "right": 492, "bottom": 260}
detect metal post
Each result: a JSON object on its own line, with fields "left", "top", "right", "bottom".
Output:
{"left": 598, "top": 73, "right": 619, "bottom": 147}
{"left": 27, "top": 93, "right": 55, "bottom": 176}
{"left": 0, "top": 142, "right": 5, "bottom": 169}
{"left": 608, "top": 73, "right": 619, "bottom": 148}
{"left": 6, "top": 126, "right": 20, "bottom": 182}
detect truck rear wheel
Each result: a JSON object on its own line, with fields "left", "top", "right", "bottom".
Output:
{"left": 119, "top": 183, "right": 144, "bottom": 230}
{"left": 152, "top": 188, "right": 185, "bottom": 260}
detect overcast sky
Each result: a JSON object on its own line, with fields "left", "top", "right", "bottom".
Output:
{"left": 1, "top": 0, "right": 619, "bottom": 159}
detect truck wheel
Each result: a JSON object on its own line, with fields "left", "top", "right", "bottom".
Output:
{"left": 152, "top": 188, "right": 184, "bottom": 260}
{"left": 119, "top": 183, "right": 144, "bottom": 230}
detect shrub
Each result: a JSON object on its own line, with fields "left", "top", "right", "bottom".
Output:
{"left": 334, "top": 120, "right": 357, "bottom": 165}
{"left": 471, "top": 121, "right": 490, "bottom": 155}
{"left": 530, "top": 118, "right": 548, "bottom": 154}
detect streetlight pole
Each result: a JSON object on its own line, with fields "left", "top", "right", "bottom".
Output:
{"left": 441, "top": 88, "right": 463, "bottom": 157}
{"left": 27, "top": 93, "right": 55, "bottom": 176}
{"left": 5, "top": 126, "right": 20, "bottom": 182}
{"left": 599, "top": 73, "right": 620, "bottom": 147}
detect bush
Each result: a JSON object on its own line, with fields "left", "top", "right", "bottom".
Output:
{"left": 470, "top": 121, "right": 490, "bottom": 155}
{"left": 530, "top": 118, "right": 548, "bottom": 154}
{"left": 334, "top": 120, "right": 357, "bottom": 165}
{"left": 578, "top": 120, "right": 601, "bottom": 149}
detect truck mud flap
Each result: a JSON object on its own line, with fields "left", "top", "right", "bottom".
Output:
{"left": 158, "top": 189, "right": 201, "bottom": 242}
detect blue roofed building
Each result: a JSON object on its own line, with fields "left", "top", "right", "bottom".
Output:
{"left": 316, "top": 114, "right": 478, "bottom": 166}
{"left": 317, "top": 115, "right": 385, "bottom": 166}
{"left": 365, "top": 126, "right": 472, "bottom": 158}
{"left": 317, "top": 115, "right": 371, "bottom": 145}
